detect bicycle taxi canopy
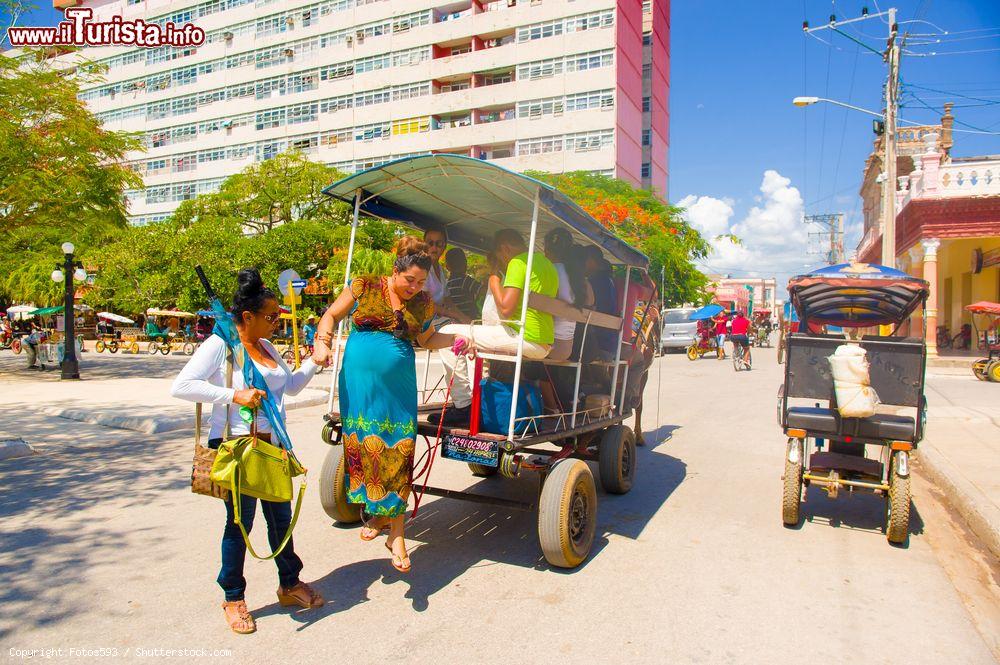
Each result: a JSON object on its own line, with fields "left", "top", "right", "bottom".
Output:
{"left": 323, "top": 154, "right": 648, "bottom": 269}
{"left": 788, "top": 263, "right": 929, "bottom": 329}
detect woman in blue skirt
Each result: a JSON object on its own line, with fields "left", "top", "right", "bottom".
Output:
{"left": 314, "top": 236, "right": 455, "bottom": 573}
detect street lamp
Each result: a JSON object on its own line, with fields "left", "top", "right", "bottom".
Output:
{"left": 52, "top": 241, "right": 83, "bottom": 380}
{"left": 791, "top": 96, "right": 884, "bottom": 118}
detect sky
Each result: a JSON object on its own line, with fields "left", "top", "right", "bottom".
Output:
{"left": 3, "top": 0, "right": 999, "bottom": 288}
{"left": 670, "top": 0, "right": 1000, "bottom": 285}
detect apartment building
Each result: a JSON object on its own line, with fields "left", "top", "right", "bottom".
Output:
{"left": 46, "top": 0, "right": 670, "bottom": 225}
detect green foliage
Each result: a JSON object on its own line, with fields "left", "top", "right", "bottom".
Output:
{"left": 0, "top": 43, "right": 142, "bottom": 304}
{"left": 526, "top": 171, "right": 712, "bottom": 306}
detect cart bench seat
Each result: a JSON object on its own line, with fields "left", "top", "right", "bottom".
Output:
{"left": 787, "top": 406, "right": 916, "bottom": 441}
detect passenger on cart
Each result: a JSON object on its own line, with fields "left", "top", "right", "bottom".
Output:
{"left": 433, "top": 229, "right": 559, "bottom": 427}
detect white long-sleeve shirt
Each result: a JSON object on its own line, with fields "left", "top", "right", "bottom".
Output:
{"left": 171, "top": 334, "right": 319, "bottom": 440}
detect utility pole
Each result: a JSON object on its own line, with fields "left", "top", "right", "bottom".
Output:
{"left": 882, "top": 7, "right": 900, "bottom": 269}
{"left": 804, "top": 213, "right": 845, "bottom": 264}
{"left": 802, "top": 7, "right": 900, "bottom": 268}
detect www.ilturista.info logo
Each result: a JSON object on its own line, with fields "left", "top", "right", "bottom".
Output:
{"left": 7, "top": 7, "right": 205, "bottom": 48}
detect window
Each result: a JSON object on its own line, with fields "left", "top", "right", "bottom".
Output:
{"left": 642, "top": 96, "right": 650, "bottom": 112}
{"left": 392, "top": 117, "right": 430, "bottom": 135}
{"left": 256, "top": 77, "right": 286, "bottom": 99}
{"left": 172, "top": 126, "right": 198, "bottom": 143}
{"left": 519, "top": 57, "right": 561, "bottom": 80}
{"left": 450, "top": 44, "right": 471, "bottom": 56}
{"left": 145, "top": 159, "right": 168, "bottom": 175}
{"left": 565, "top": 89, "right": 613, "bottom": 112}
{"left": 320, "top": 95, "right": 353, "bottom": 113}
{"left": 517, "top": 136, "right": 563, "bottom": 155}
{"left": 483, "top": 72, "right": 512, "bottom": 86}
{"left": 229, "top": 82, "right": 255, "bottom": 99}
{"left": 354, "top": 122, "right": 390, "bottom": 141}
{"left": 229, "top": 144, "right": 255, "bottom": 160}
{"left": 256, "top": 15, "right": 288, "bottom": 38}
{"left": 643, "top": 32, "right": 651, "bottom": 46}
{"left": 198, "top": 90, "right": 226, "bottom": 106}
{"left": 642, "top": 129, "right": 650, "bottom": 146}
{"left": 171, "top": 97, "right": 197, "bottom": 116}
{"left": 355, "top": 89, "right": 392, "bottom": 107}
{"left": 321, "top": 128, "right": 352, "bottom": 146}
{"left": 227, "top": 51, "right": 256, "bottom": 69}
{"left": 642, "top": 63, "right": 651, "bottom": 77}
{"left": 393, "top": 82, "right": 431, "bottom": 100}
{"left": 173, "top": 154, "right": 197, "bottom": 173}
{"left": 393, "top": 47, "right": 430, "bottom": 66}
{"left": 198, "top": 149, "right": 226, "bottom": 163}
{"left": 289, "top": 72, "right": 318, "bottom": 94}
{"left": 287, "top": 103, "right": 318, "bottom": 125}
{"left": 517, "top": 19, "right": 562, "bottom": 42}
{"left": 321, "top": 63, "right": 354, "bottom": 81}
{"left": 566, "top": 50, "right": 613, "bottom": 72}
{"left": 641, "top": 162, "right": 651, "bottom": 178}
{"left": 256, "top": 108, "right": 286, "bottom": 130}
{"left": 565, "top": 10, "right": 614, "bottom": 33}
{"left": 518, "top": 96, "right": 563, "bottom": 118}
{"left": 355, "top": 54, "right": 390, "bottom": 73}
{"left": 174, "top": 183, "right": 197, "bottom": 201}
{"left": 289, "top": 136, "right": 318, "bottom": 152}
{"left": 146, "top": 185, "right": 170, "bottom": 204}
{"left": 439, "top": 81, "right": 470, "bottom": 92}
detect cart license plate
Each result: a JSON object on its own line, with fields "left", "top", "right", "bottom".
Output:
{"left": 442, "top": 434, "right": 500, "bottom": 467}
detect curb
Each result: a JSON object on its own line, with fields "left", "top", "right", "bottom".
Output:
{"left": 917, "top": 441, "right": 1000, "bottom": 560}
{"left": 37, "top": 390, "right": 330, "bottom": 436}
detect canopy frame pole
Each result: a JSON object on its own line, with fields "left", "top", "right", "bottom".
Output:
{"left": 327, "top": 189, "right": 361, "bottom": 413}
{"left": 506, "top": 188, "right": 541, "bottom": 442}
{"left": 609, "top": 266, "right": 632, "bottom": 412}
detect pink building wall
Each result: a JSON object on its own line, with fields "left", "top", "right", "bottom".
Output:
{"left": 650, "top": 0, "right": 670, "bottom": 196}
{"left": 615, "top": 1, "right": 644, "bottom": 187}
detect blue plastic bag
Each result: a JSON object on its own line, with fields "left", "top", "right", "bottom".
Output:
{"left": 478, "top": 378, "right": 543, "bottom": 435}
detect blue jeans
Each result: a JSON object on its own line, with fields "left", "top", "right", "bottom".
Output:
{"left": 211, "top": 439, "right": 303, "bottom": 602}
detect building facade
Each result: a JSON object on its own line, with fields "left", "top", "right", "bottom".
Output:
{"left": 706, "top": 276, "right": 777, "bottom": 314}
{"left": 857, "top": 105, "right": 1000, "bottom": 355}
{"left": 45, "top": 0, "right": 670, "bottom": 225}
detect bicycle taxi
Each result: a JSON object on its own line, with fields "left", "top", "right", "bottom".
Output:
{"left": 95, "top": 312, "right": 139, "bottom": 353}
{"left": 316, "top": 155, "right": 656, "bottom": 569}
{"left": 778, "top": 263, "right": 929, "bottom": 544}
{"left": 967, "top": 301, "right": 1000, "bottom": 382}
{"left": 145, "top": 308, "right": 197, "bottom": 355}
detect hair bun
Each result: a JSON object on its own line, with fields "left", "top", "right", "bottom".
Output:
{"left": 394, "top": 235, "right": 428, "bottom": 259}
{"left": 237, "top": 268, "right": 265, "bottom": 296}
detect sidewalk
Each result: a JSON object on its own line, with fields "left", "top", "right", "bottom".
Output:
{"left": 920, "top": 373, "right": 1000, "bottom": 558}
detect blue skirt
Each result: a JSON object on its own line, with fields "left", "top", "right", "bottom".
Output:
{"left": 339, "top": 330, "right": 417, "bottom": 518}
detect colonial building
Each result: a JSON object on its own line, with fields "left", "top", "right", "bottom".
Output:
{"left": 856, "top": 104, "right": 1000, "bottom": 354}
{"left": 706, "top": 276, "right": 778, "bottom": 314}
{"left": 41, "top": 0, "right": 670, "bottom": 225}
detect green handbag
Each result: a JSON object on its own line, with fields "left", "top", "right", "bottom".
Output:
{"left": 209, "top": 411, "right": 307, "bottom": 560}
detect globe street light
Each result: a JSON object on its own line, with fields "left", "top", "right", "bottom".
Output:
{"left": 53, "top": 242, "right": 82, "bottom": 380}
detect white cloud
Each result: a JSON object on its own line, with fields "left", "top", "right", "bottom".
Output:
{"left": 680, "top": 170, "right": 811, "bottom": 280}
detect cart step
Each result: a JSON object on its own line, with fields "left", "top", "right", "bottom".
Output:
{"left": 808, "top": 452, "right": 883, "bottom": 477}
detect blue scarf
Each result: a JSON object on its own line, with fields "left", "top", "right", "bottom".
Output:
{"left": 211, "top": 317, "right": 293, "bottom": 451}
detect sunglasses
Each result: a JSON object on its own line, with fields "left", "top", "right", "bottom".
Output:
{"left": 426, "top": 239, "right": 446, "bottom": 248}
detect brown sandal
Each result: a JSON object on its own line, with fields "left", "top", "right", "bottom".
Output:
{"left": 384, "top": 540, "right": 411, "bottom": 574}
{"left": 277, "top": 581, "right": 325, "bottom": 609}
{"left": 360, "top": 517, "right": 389, "bottom": 542}
{"left": 222, "top": 600, "right": 256, "bottom": 634}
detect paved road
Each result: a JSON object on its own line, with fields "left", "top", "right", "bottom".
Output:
{"left": 0, "top": 346, "right": 997, "bottom": 664}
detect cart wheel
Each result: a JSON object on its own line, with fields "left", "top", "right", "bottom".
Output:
{"left": 686, "top": 345, "right": 699, "bottom": 361}
{"left": 538, "top": 459, "right": 597, "bottom": 569}
{"left": 972, "top": 358, "right": 990, "bottom": 381}
{"left": 160, "top": 343, "right": 171, "bottom": 355}
{"left": 319, "top": 444, "right": 362, "bottom": 524}
{"left": 147, "top": 341, "right": 159, "bottom": 355}
{"left": 598, "top": 425, "right": 636, "bottom": 494}
{"left": 12, "top": 339, "right": 21, "bottom": 354}
{"left": 108, "top": 340, "right": 119, "bottom": 353}
{"left": 183, "top": 342, "right": 196, "bottom": 356}
{"left": 96, "top": 340, "right": 106, "bottom": 353}
{"left": 468, "top": 462, "right": 498, "bottom": 477}
{"left": 885, "top": 453, "right": 911, "bottom": 544}
{"left": 781, "top": 441, "right": 803, "bottom": 526}
{"left": 988, "top": 360, "right": 1000, "bottom": 383}
{"left": 282, "top": 350, "right": 295, "bottom": 364}
{"left": 129, "top": 342, "right": 139, "bottom": 354}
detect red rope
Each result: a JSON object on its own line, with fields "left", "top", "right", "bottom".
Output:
{"left": 409, "top": 373, "right": 454, "bottom": 520}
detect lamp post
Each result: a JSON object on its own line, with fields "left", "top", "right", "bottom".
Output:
{"left": 51, "top": 241, "right": 84, "bottom": 380}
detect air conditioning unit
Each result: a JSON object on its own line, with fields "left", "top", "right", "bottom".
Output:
{"left": 356, "top": 30, "right": 365, "bottom": 42}
{"left": 346, "top": 35, "right": 354, "bottom": 45}
{"left": 223, "top": 31, "right": 234, "bottom": 40}
{"left": 282, "top": 48, "right": 295, "bottom": 57}
{"left": 285, "top": 16, "right": 294, "bottom": 25}
{"left": 507, "top": 0, "right": 516, "bottom": 6}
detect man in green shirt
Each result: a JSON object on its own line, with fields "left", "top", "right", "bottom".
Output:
{"left": 432, "top": 229, "right": 559, "bottom": 426}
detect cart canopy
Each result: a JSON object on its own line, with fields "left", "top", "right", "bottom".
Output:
{"left": 689, "top": 303, "right": 724, "bottom": 320}
{"left": 965, "top": 301, "right": 1000, "bottom": 316}
{"left": 98, "top": 312, "right": 135, "bottom": 324}
{"left": 323, "top": 154, "right": 648, "bottom": 269}
{"left": 788, "top": 263, "right": 929, "bottom": 328}
{"left": 146, "top": 308, "right": 196, "bottom": 318}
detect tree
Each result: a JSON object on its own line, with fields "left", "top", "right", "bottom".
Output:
{"left": 0, "top": 36, "right": 142, "bottom": 304}
{"left": 171, "top": 152, "right": 351, "bottom": 234}
{"left": 527, "top": 171, "right": 712, "bottom": 306}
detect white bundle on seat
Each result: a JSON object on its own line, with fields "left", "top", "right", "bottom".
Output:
{"left": 828, "top": 344, "right": 879, "bottom": 418}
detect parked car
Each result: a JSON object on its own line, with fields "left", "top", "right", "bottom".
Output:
{"left": 660, "top": 307, "right": 698, "bottom": 351}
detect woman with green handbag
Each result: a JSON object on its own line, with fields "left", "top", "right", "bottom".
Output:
{"left": 172, "top": 268, "right": 326, "bottom": 635}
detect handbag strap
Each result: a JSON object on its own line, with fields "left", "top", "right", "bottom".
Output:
{"left": 194, "top": 351, "right": 235, "bottom": 448}
{"left": 231, "top": 466, "right": 307, "bottom": 561}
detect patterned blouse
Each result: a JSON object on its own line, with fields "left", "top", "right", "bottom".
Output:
{"left": 349, "top": 275, "right": 435, "bottom": 341}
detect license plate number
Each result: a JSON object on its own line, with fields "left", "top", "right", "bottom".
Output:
{"left": 442, "top": 434, "right": 500, "bottom": 467}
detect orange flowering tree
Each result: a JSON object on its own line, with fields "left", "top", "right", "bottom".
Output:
{"left": 527, "top": 171, "right": 712, "bottom": 306}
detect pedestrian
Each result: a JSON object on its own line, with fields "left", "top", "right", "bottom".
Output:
{"left": 545, "top": 228, "right": 593, "bottom": 361}
{"left": 444, "top": 248, "right": 484, "bottom": 322}
{"left": 312, "top": 236, "right": 456, "bottom": 574}
{"left": 712, "top": 310, "right": 729, "bottom": 360}
{"left": 171, "top": 268, "right": 326, "bottom": 635}
{"left": 302, "top": 315, "right": 317, "bottom": 351}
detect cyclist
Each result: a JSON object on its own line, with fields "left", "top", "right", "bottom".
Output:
{"left": 730, "top": 310, "right": 752, "bottom": 369}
